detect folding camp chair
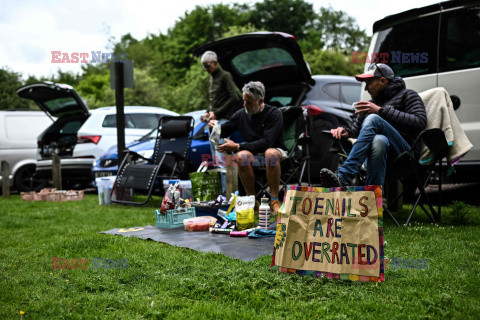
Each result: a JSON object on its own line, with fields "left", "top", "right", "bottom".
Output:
{"left": 111, "top": 116, "right": 194, "bottom": 205}
{"left": 321, "top": 127, "right": 449, "bottom": 226}
{"left": 384, "top": 128, "right": 449, "bottom": 226}
{"left": 254, "top": 106, "right": 310, "bottom": 200}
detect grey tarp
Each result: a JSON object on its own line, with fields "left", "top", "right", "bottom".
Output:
{"left": 100, "top": 225, "right": 274, "bottom": 262}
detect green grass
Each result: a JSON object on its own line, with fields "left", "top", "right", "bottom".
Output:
{"left": 1, "top": 194, "right": 480, "bottom": 319}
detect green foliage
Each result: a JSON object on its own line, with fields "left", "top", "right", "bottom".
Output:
{"left": 317, "top": 6, "right": 371, "bottom": 52}
{"left": 445, "top": 201, "right": 479, "bottom": 225}
{"left": 0, "top": 67, "right": 31, "bottom": 110}
{"left": 76, "top": 70, "right": 112, "bottom": 108}
{"left": 249, "top": 0, "right": 317, "bottom": 38}
{"left": 159, "top": 61, "right": 210, "bottom": 114}
{"left": 304, "top": 48, "right": 364, "bottom": 76}
{"left": 222, "top": 23, "right": 260, "bottom": 38}
{"left": 40, "top": 69, "right": 81, "bottom": 87}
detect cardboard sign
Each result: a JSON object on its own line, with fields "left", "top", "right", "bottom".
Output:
{"left": 272, "top": 185, "right": 385, "bottom": 282}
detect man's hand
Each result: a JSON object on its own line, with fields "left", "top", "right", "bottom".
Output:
{"left": 200, "top": 112, "right": 210, "bottom": 122}
{"left": 331, "top": 127, "right": 349, "bottom": 139}
{"left": 208, "top": 119, "right": 218, "bottom": 128}
{"left": 216, "top": 139, "right": 239, "bottom": 153}
{"left": 209, "top": 111, "right": 216, "bottom": 120}
{"left": 354, "top": 101, "right": 381, "bottom": 115}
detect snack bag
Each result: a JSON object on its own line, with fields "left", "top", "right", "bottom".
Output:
{"left": 235, "top": 195, "right": 255, "bottom": 230}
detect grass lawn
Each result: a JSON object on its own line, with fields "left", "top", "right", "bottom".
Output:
{"left": 1, "top": 193, "right": 480, "bottom": 319}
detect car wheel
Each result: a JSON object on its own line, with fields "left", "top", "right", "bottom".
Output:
{"left": 14, "top": 164, "right": 47, "bottom": 192}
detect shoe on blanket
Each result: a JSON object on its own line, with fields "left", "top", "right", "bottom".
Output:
{"left": 320, "top": 168, "right": 343, "bottom": 187}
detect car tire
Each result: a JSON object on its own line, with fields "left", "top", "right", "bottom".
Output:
{"left": 14, "top": 164, "right": 47, "bottom": 192}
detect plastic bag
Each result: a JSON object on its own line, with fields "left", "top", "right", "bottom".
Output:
{"left": 209, "top": 121, "right": 221, "bottom": 146}
{"left": 235, "top": 195, "right": 255, "bottom": 230}
{"left": 160, "top": 183, "right": 178, "bottom": 214}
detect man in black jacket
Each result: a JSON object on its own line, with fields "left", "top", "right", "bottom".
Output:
{"left": 320, "top": 63, "right": 427, "bottom": 189}
{"left": 209, "top": 81, "right": 287, "bottom": 214}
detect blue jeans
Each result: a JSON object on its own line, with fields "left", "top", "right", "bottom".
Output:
{"left": 337, "top": 114, "right": 411, "bottom": 188}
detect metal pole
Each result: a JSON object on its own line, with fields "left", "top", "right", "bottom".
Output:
{"left": 115, "top": 61, "right": 126, "bottom": 165}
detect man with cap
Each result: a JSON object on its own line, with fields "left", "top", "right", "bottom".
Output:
{"left": 320, "top": 63, "right": 427, "bottom": 190}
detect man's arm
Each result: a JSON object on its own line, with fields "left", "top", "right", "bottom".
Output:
{"left": 218, "top": 112, "right": 239, "bottom": 138}
{"left": 379, "top": 90, "right": 427, "bottom": 135}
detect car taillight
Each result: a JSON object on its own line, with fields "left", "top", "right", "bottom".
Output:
{"left": 77, "top": 135, "right": 101, "bottom": 144}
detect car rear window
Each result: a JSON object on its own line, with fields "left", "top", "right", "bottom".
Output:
{"left": 44, "top": 97, "right": 78, "bottom": 113}
{"left": 59, "top": 120, "right": 84, "bottom": 134}
{"left": 102, "top": 113, "right": 161, "bottom": 129}
{"left": 231, "top": 48, "right": 296, "bottom": 75}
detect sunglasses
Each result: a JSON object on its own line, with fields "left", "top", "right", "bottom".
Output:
{"left": 242, "top": 84, "right": 262, "bottom": 97}
{"left": 368, "top": 63, "right": 386, "bottom": 79}
{"left": 202, "top": 62, "right": 213, "bottom": 69}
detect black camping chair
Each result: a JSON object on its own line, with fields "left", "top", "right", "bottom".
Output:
{"left": 321, "top": 128, "right": 449, "bottom": 226}
{"left": 384, "top": 128, "right": 449, "bottom": 226}
{"left": 111, "top": 116, "right": 194, "bottom": 205}
{"left": 254, "top": 106, "right": 311, "bottom": 200}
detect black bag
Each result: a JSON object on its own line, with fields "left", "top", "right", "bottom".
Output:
{"left": 306, "top": 113, "right": 340, "bottom": 182}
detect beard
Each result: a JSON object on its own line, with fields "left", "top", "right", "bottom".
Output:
{"left": 245, "top": 104, "right": 262, "bottom": 115}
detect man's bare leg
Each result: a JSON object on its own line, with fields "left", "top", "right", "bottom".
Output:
{"left": 236, "top": 150, "right": 255, "bottom": 196}
{"left": 265, "top": 148, "right": 281, "bottom": 198}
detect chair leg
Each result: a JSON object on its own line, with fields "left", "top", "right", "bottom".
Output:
{"left": 383, "top": 204, "right": 400, "bottom": 227}
{"left": 437, "top": 160, "right": 442, "bottom": 222}
{"left": 404, "top": 183, "right": 437, "bottom": 226}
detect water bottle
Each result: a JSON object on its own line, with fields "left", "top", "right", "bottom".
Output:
{"left": 258, "top": 196, "right": 271, "bottom": 229}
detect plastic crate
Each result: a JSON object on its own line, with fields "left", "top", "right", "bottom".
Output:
{"left": 155, "top": 207, "right": 196, "bottom": 228}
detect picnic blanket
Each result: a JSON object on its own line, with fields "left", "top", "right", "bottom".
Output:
{"left": 100, "top": 225, "right": 274, "bottom": 262}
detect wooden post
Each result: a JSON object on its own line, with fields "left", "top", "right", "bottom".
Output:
{"left": 52, "top": 153, "right": 62, "bottom": 190}
{"left": 1, "top": 161, "right": 10, "bottom": 198}
{"left": 225, "top": 156, "right": 238, "bottom": 197}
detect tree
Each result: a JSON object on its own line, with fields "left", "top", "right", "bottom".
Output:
{"left": 248, "top": 0, "right": 316, "bottom": 38}
{"left": 316, "top": 6, "right": 370, "bottom": 52}
{"left": 304, "top": 48, "right": 364, "bottom": 76}
{"left": 0, "top": 67, "right": 31, "bottom": 110}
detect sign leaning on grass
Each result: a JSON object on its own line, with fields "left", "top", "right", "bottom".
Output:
{"left": 272, "top": 185, "right": 385, "bottom": 282}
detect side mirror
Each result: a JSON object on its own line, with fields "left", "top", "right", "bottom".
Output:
{"left": 451, "top": 95, "right": 461, "bottom": 110}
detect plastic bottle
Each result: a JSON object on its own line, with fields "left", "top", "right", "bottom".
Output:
{"left": 258, "top": 196, "right": 271, "bottom": 229}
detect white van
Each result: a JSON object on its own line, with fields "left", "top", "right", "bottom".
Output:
{"left": 0, "top": 110, "right": 54, "bottom": 191}
{"left": 363, "top": 0, "right": 480, "bottom": 182}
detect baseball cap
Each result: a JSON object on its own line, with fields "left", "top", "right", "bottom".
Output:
{"left": 355, "top": 63, "right": 394, "bottom": 81}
